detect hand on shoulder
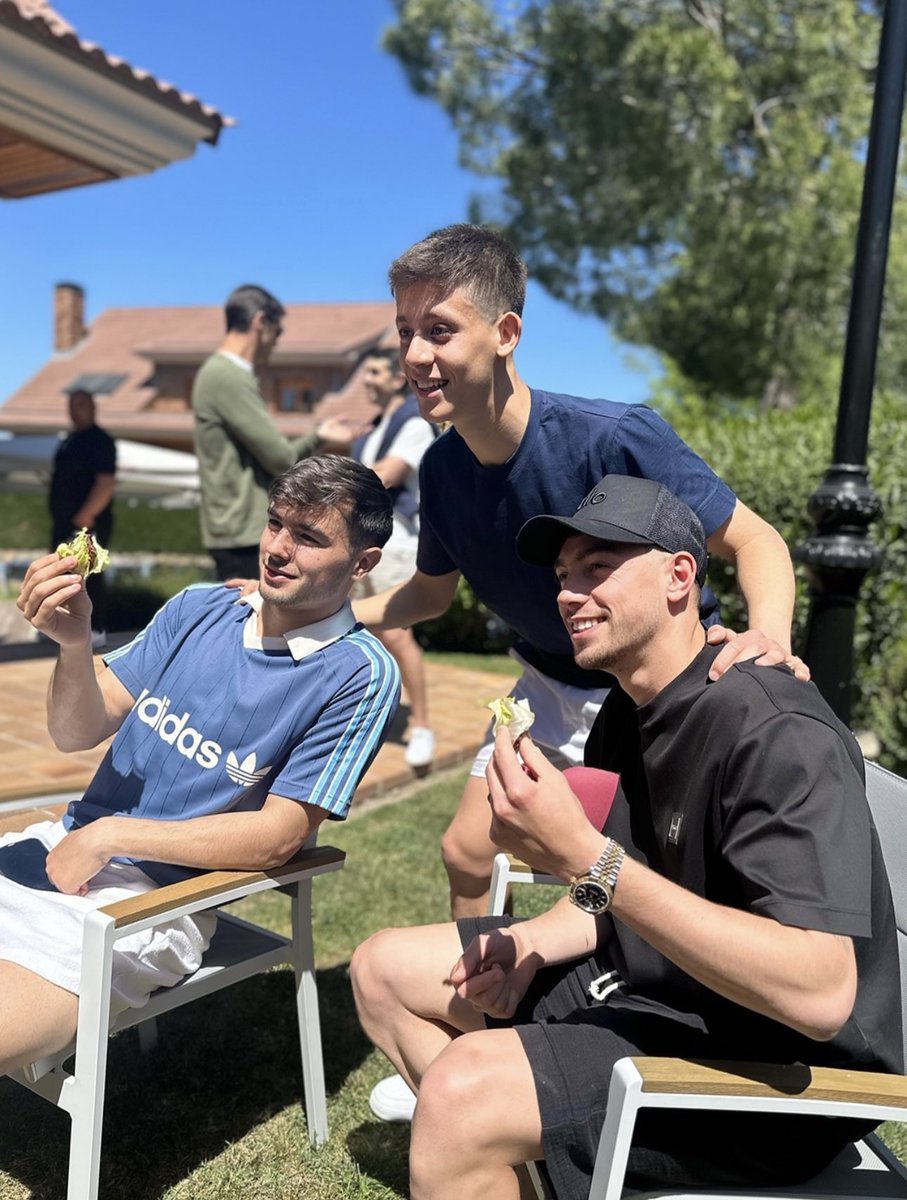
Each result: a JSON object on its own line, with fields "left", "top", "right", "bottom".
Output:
{"left": 706, "top": 625, "right": 810, "bottom": 682}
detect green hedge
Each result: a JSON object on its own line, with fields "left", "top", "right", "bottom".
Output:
{"left": 0, "top": 492, "right": 203, "bottom": 554}
{"left": 663, "top": 388, "right": 907, "bottom": 772}
{"left": 414, "top": 576, "right": 514, "bottom": 654}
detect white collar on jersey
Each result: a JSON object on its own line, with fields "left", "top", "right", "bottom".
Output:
{"left": 239, "top": 591, "right": 357, "bottom": 661}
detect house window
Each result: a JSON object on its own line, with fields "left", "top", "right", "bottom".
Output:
{"left": 279, "top": 382, "right": 317, "bottom": 413}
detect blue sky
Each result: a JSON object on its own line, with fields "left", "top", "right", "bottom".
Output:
{"left": 0, "top": 1, "right": 659, "bottom": 407}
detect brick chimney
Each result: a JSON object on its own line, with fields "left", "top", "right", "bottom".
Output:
{"left": 54, "top": 282, "right": 85, "bottom": 352}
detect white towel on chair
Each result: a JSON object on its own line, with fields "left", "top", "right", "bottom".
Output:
{"left": 0, "top": 819, "right": 216, "bottom": 1019}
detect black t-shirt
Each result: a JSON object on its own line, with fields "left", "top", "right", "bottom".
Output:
{"left": 49, "top": 425, "right": 117, "bottom": 527}
{"left": 584, "top": 643, "right": 902, "bottom": 1074}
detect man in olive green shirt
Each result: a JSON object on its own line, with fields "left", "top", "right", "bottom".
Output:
{"left": 192, "top": 284, "right": 353, "bottom": 579}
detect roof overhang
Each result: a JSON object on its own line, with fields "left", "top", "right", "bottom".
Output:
{"left": 0, "top": 7, "right": 227, "bottom": 197}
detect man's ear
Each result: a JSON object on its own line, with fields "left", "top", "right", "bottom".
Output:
{"left": 495, "top": 310, "right": 522, "bottom": 357}
{"left": 666, "top": 552, "right": 699, "bottom": 601}
{"left": 352, "top": 547, "right": 383, "bottom": 579}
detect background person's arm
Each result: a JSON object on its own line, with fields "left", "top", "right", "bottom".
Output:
{"left": 71, "top": 472, "right": 116, "bottom": 529}
{"left": 369, "top": 454, "right": 411, "bottom": 488}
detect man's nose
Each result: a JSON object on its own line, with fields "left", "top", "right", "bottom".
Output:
{"left": 557, "top": 578, "right": 587, "bottom": 608}
{"left": 403, "top": 333, "right": 433, "bottom": 368}
{"left": 267, "top": 526, "right": 295, "bottom": 558}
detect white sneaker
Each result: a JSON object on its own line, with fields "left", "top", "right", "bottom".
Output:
{"left": 405, "top": 725, "right": 436, "bottom": 768}
{"left": 369, "top": 1072, "right": 417, "bottom": 1122}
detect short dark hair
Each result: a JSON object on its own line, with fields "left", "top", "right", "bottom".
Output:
{"left": 358, "top": 345, "right": 402, "bottom": 373}
{"left": 389, "top": 223, "right": 528, "bottom": 318}
{"left": 225, "top": 284, "right": 285, "bottom": 333}
{"left": 357, "top": 345, "right": 407, "bottom": 395}
{"left": 267, "top": 455, "right": 393, "bottom": 552}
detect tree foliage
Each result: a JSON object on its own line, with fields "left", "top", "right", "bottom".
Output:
{"left": 384, "top": 1, "right": 903, "bottom": 407}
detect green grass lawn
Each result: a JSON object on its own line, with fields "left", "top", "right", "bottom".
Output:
{"left": 0, "top": 771, "right": 467, "bottom": 1200}
{"left": 0, "top": 768, "right": 902, "bottom": 1198}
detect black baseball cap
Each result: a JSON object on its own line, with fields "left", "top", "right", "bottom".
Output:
{"left": 516, "top": 474, "right": 708, "bottom": 583}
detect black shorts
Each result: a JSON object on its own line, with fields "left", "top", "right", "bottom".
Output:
{"left": 458, "top": 916, "right": 873, "bottom": 1200}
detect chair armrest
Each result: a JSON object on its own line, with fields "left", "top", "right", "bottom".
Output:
{"left": 99, "top": 844, "right": 346, "bottom": 930}
{"left": 0, "top": 801, "right": 69, "bottom": 837}
{"left": 592, "top": 1057, "right": 907, "bottom": 1200}
{"left": 633, "top": 1056, "right": 907, "bottom": 1109}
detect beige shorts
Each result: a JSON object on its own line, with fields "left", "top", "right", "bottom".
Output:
{"left": 351, "top": 540, "right": 418, "bottom": 597}
{"left": 0, "top": 819, "right": 216, "bottom": 1020}
{"left": 470, "top": 651, "right": 609, "bottom": 777}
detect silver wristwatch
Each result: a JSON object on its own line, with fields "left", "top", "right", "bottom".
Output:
{"left": 569, "top": 838, "right": 625, "bottom": 914}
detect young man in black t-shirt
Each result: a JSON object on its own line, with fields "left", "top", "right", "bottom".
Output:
{"left": 351, "top": 474, "right": 901, "bottom": 1200}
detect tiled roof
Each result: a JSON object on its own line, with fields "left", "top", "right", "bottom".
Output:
{"left": 0, "top": 0, "right": 230, "bottom": 139}
{"left": 0, "top": 301, "right": 398, "bottom": 442}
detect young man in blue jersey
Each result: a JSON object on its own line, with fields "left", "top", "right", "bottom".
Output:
{"left": 0, "top": 456, "right": 400, "bottom": 1075}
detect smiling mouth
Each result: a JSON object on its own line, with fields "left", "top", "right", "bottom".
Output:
{"left": 413, "top": 379, "right": 448, "bottom": 395}
{"left": 570, "top": 617, "right": 603, "bottom": 634}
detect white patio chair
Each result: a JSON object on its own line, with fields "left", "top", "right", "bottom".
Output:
{"left": 1, "top": 802, "right": 345, "bottom": 1200}
{"left": 489, "top": 758, "right": 907, "bottom": 1200}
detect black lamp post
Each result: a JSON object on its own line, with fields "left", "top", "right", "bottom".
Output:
{"left": 793, "top": 0, "right": 907, "bottom": 725}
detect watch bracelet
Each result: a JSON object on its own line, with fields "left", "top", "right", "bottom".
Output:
{"left": 589, "top": 836, "right": 625, "bottom": 892}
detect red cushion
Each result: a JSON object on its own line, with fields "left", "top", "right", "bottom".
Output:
{"left": 563, "top": 765, "right": 619, "bottom": 832}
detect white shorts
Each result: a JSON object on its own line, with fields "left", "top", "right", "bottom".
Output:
{"left": 351, "top": 539, "right": 418, "bottom": 596}
{"left": 0, "top": 820, "right": 216, "bottom": 1020}
{"left": 470, "top": 651, "right": 610, "bottom": 777}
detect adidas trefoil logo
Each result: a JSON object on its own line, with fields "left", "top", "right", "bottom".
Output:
{"left": 225, "top": 750, "right": 271, "bottom": 788}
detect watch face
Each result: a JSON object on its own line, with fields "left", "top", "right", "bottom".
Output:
{"left": 571, "top": 878, "right": 612, "bottom": 914}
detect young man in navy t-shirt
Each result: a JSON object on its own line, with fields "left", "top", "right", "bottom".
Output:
{"left": 355, "top": 222, "right": 808, "bottom": 1121}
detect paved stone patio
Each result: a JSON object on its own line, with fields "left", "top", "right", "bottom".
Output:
{"left": 0, "top": 651, "right": 517, "bottom": 808}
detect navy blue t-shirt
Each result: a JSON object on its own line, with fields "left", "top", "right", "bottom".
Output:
{"left": 417, "top": 391, "right": 736, "bottom": 687}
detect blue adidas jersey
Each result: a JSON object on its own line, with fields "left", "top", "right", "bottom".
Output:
{"left": 62, "top": 584, "right": 400, "bottom": 884}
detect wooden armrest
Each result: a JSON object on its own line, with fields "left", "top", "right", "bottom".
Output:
{"left": 0, "top": 801, "right": 69, "bottom": 837}
{"left": 634, "top": 1057, "right": 907, "bottom": 1108}
{"left": 101, "top": 844, "right": 346, "bottom": 928}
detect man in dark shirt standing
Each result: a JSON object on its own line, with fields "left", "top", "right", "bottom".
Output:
{"left": 49, "top": 389, "right": 116, "bottom": 648}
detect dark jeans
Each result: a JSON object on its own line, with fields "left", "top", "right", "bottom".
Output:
{"left": 209, "top": 545, "right": 260, "bottom": 583}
